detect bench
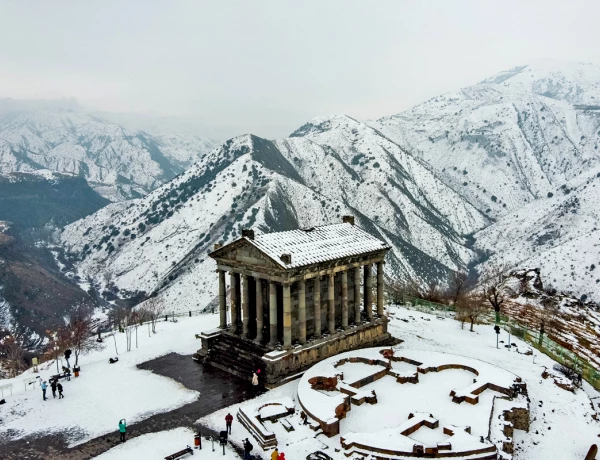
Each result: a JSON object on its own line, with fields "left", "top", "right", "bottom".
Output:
{"left": 280, "top": 418, "right": 294, "bottom": 432}
{"left": 50, "top": 373, "right": 69, "bottom": 381}
{"left": 164, "top": 445, "right": 193, "bottom": 459}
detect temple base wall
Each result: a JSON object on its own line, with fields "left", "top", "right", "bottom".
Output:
{"left": 195, "top": 319, "right": 399, "bottom": 385}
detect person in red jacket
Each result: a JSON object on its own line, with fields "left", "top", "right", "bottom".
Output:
{"left": 278, "top": 451, "right": 286, "bottom": 460}
{"left": 225, "top": 412, "right": 233, "bottom": 434}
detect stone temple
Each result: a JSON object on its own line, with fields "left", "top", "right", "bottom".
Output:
{"left": 195, "top": 216, "right": 397, "bottom": 385}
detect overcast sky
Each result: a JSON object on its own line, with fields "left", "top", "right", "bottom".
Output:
{"left": 1, "top": 1, "right": 599, "bottom": 140}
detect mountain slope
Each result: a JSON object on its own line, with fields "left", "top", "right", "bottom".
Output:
{"left": 61, "top": 130, "right": 487, "bottom": 312}
{"left": 61, "top": 61, "right": 600, "bottom": 311}
{"left": 0, "top": 101, "right": 216, "bottom": 201}
{"left": 372, "top": 61, "right": 600, "bottom": 219}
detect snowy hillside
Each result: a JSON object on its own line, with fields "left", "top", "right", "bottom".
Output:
{"left": 0, "top": 101, "right": 216, "bottom": 201}
{"left": 373, "top": 60, "right": 600, "bottom": 220}
{"left": 475, "top": 168, "right": 600, "bottom": 303}
{"left": 61, "top": 131, "right": 487, "bottom": 313}
{"left": 58, "top": 60, "right": 600, "bottom": 312}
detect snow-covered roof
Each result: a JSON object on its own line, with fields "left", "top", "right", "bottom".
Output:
{"left": 246, "top": 222, "right": 390, "bottom": 269}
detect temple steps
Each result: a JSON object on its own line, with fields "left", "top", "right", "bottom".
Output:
{"left": 204, "top": 333, "right": 269, "bottom": 382}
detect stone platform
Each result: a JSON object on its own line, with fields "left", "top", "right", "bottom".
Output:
{"left": 194, "top": 318, "right": 398, "bottom": 385}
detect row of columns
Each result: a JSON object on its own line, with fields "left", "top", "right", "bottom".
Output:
{"left": 217, "top": 261, "right": 385, "bottom": 349}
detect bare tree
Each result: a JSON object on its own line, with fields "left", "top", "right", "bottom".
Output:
{"left": 424, "top": 280, "right": 442, "bottom": 303}
{"left": 61, "top": 311, "right": 104, "bottom": 367}
{"left": 537, "top": 297, "right": 560, "bottom": 346}
{"left": 455, "top": 294, "right": 487, "bottom": 332}
{"left": 0, "top": 335, "right": 26, "bottom": 377}
{"left": 449, "top": 271, "right": 468, "bottom": 304}
{"left": 142, "top": 297, "right": 165, "bottom": 334}
{"left": 481, "top": 267, "right": 507, "bottom": 323}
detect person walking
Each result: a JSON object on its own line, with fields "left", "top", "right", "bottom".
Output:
{"left": 271, "top": 447, "right": 279, "bottom": 460}
{"left": 50, "top": 380, "right": 57, "bottom": 398}
{"left": 251, "top": 372, "right": 259, "bottom": 396}
{"left": 278, "top": 451, "right": 285, "bottom": 460}
{"left": 243, "top": 438, "right": 253, "bottom": 460}
{"left": 118, "top": 419, "right": 127, "bottom": 443}
{"left": 64, "top": 349, "right": 72, "bottom": 368}
{"left": 41, "top": 381, "right": 48, "bottom": 401}
{"left": 225, "top": 412, "right": 233, "bottom": 434}
{"left": 57, "top": 382, "right": 64, "bottom": 399}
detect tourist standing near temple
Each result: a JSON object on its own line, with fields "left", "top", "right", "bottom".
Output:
{"left": 225, "top": 412, "right": 233, "bottom": 434}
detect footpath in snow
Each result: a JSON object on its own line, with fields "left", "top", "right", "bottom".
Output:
{"left": 0, "top": 312, "right": 221, "bottom": 446}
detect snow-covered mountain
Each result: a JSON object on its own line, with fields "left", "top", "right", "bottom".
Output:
{"left": 373, "top": 60, "right": 600, "bottom": 219}
{"left": 0, "top": 101, "right": 216, "bottom": 201}
{"left": 61, "top": 130, "right": 487, "bottom": 312}
{"left": 60, "top": 60, "right": 600, "bottom": 313}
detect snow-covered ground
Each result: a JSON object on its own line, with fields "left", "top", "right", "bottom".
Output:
{"left": 92, "top": 427, "right": 240, "bottom": 460}
{"left": 0, "top": 312, "right": 220, "bottom": 446}
{"left": 2, "top": 305, "right": 599, "bottom": 459}
{"left": 198, "top": 306, "right": 600, "bottom": 460}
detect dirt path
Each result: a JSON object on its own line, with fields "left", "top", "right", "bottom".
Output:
{"left": 0, "top": 353, "right": 258, "bottom": 460}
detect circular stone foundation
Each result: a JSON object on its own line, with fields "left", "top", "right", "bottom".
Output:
{"left": 297, "top": 347, "right": 528, "bottom": 459}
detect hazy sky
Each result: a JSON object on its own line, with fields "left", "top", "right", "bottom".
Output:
{"left": 1, "top": 1, "right": 599, "bottom": 140}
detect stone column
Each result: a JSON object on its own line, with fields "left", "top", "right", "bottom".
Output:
{"left": 218, "top": 270, "right": 227, "bottom": 328}
{"left": 328, "top": 273, "right": 335, "bottom": 334}
{"left": 341, "top": 271, "right": 348, "bottom": 329}
{"left": 354, "top": 267, "right": 361, "bottom": 324}
{"left": 242, "top": 274, "right": 250, "bottom": 338}
{"left": 255, "top": 278, "right": 263, "bottom": 343}
{"left": 283, "top": 283, "right": 292, "bottom": 349}
{"left": 364, "top": 264, "right": 373, "bottom": 321}
{"left": 313, "top": 277, "right": 321, "bottom": 339}
{"left": 269, "top": 282, "right": 277, "bottom": 346}
{"left": 377, "top": 261, "right": 384, "bottom": 317}
{"left": 230, "top": 272, "right": 239, "bottom": 334}
{"left": 298, "top": 280, "right": 306, "bottom": 345}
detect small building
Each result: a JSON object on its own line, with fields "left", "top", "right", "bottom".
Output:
{"left": 195, "top": 216, "right": 396, "bottom": 385}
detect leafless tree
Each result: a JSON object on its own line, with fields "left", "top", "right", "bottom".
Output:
{"left": 537, "top": 297, "right": 560, "bottom": 346}
{"left": 142, "top": 297, "right": 165, "bottom": 334}
{"left": 424, "top": 280, "right": 442, "bottom": 303}
{"left": 59, "top": 310, "right": 104, "bottom": 367}
{"left": 455, "top": 294, "right": 487, "bottom": 332}
{"left": 480, "top": 266, "right": 507, "bottom": 323}
{"left": 448, "top": 271, "right": 468, "bottom": 304}
{"left": 0, "top": 335, "right": 26, "bottom": 377}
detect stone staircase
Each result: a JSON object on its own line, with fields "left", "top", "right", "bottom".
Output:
{"left": 203, "top": 332, "right": 270, "bottom": 381}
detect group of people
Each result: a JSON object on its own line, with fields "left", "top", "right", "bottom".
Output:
{"left": 226, "top": 412, "right": 286, "bottom": 460}
{"left": 40, "top": 378, "right": 64, "bottom": 400}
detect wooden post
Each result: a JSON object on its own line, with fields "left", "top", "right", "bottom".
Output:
{"left": 298, "top": 280, "right": 306, "bottom": 345}
{"left": 328, "top": 273, "right": 335, "bottom": 334}
{"left": 314, "top": 277, "right": 321, "bottom": 339}
{"left": 354, "top": 267, "right": 361, "bottom": 324}
{"left": 218, "top": 270, "right": 227, "bottom": 328}
{"left": 269, "top": 282, "right": 277, "bottom": 346}
{"left": 283, "top": 283, "right": 292, "bottom": 349}
{"left": 341, "top": 270, "right": 348, "bottom": 329}
{"left": 255, "top": 278, "right": 263, "bottom": 343}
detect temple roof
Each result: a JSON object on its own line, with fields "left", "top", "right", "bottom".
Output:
{"left": 234, "top": 222, "right": 389, "bottom": 269}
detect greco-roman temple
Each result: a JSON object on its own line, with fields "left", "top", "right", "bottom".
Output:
{"left": 194, "top": 216, "right": 396, "bottom": 385}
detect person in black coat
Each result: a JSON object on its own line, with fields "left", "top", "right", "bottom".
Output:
{"left": 57, "top": 382, "right": 64, "bottom": 399}
{"left": 50, "top": 380, "right": 57, "bottom": 398}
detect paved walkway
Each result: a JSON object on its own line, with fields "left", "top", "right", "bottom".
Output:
{"left": 0, "top": 353, "right": 255, "bottom": 460}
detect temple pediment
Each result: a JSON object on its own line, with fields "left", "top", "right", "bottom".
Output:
{"left": 212, "top": 239, "right": 282, "bottom": 269}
